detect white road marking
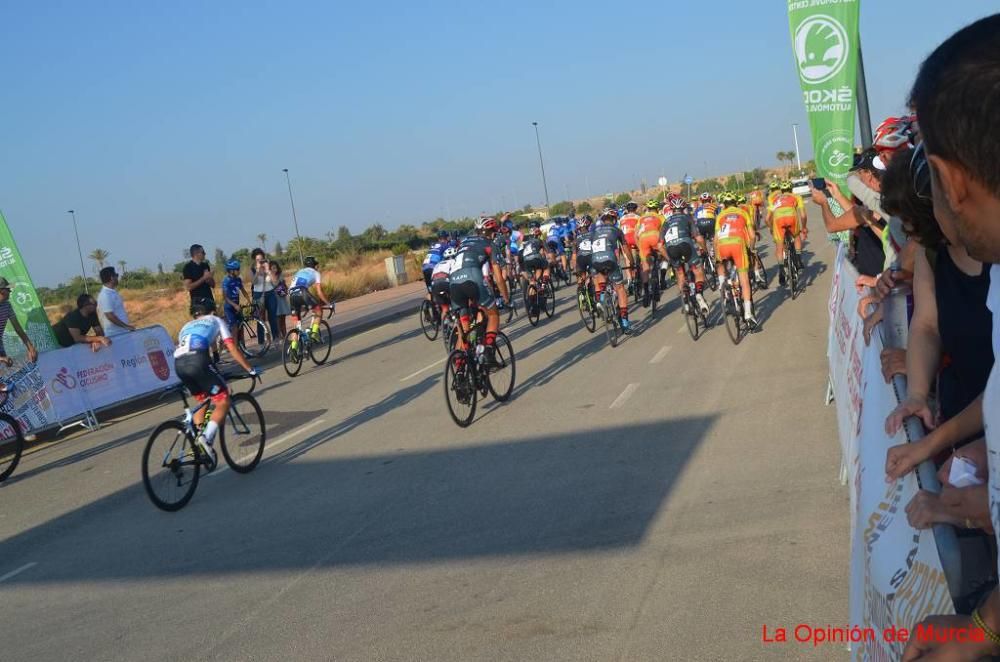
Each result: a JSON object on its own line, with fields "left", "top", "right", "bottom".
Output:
{"left": 609, "top": 383, "right": 640, "bottom": 409}
{"left": 400, "top": 357, "right": 446, "bottom": 382}
{"left": 207, "top": 418, "right": 327, "bottom": 478}
{"left": 649, "top": 346, "right": 672, "bottom": 364}
{"left": 0, "top": 562, "right": 37, "bottom": 584}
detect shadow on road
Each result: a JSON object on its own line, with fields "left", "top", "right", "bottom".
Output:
{"left": 0, "top": 415, "right": 715, "bottom": 584}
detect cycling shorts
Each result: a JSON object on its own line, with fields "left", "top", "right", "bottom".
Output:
{"left": 591, "top": 258, "right": 624, "bottom": 285}
{"left": 665, "top": 240, "right": 702, "bottom": 269}
{"left": 546, "top": 239, "right": 565, "bottom": 255}
{"left": 449, "top": 272, "right": 495, "bottom": 310}
{"left": 696, "top": 221, "right": 715, "bottom": 241}
{"left": 174, "top": 351, "right": 229, "bottom": 403}
{"left": 716, "top": 239, "right": 749, "bottom": 272}
{"left": 289, "top": 287, "right": 321, "bottom": 319}
{"left": 223, "top": 304, "right": 240, "bottom": 327}
{"left": 522, "top": 256, "right": 547, "bottom": 272}
{"left": 637, "top": 233, "right": 662, "bottom": 261}
{"left": 430, "top": 278, "right": 451, "bottom": 307}
{"left": 422, "top": 268, "right": 434, "bottom": 290}
{"left": 622, "top": 232, "right": 638, "bottom": 249}
{"left": 772, "top": 213, "right": 800, "bottom": 243}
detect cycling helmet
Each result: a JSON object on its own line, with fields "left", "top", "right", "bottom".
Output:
{"left": 225, "top": 259, "right": 240, "bottom": 271}
{"left": 737, "top": 194, "right": 747, "bottom": 204}
{"left": 582, "top": 214, "right": 593, "bottom": 223}
{"left": 303, "top": 256, "right": 318, "bottom": 268}
{"left": 443, "top": 247, "right": 457, "bottom": 259}
{"left": 699, "top": 193, "right": 711, "bottom": 202}
{"left": 600, "top": 207, "right": 619, "bottom": 221}
{"left": 625, "top": 201, "right": 639, "bottom": 212}
{"left": 476, "top": 216, "right": 499, "bottom": 233}
{"left": 669, "top": 196, "right": 686, "bottom": 211}
{"left": 449, "top": 231, "right": 460, "bottom": 241}
{"left": 768, "top": 181, "right": 780, "bottom": 191}
{"left": 190, "top": 297, "right": 216, "bottom": 316}
{"left": 532, "top": 226, "right": 543, "bottom": 237}
{"left": 645, "top": 199, "right": 659, "bottom": 210}
{"left": 578, "top": 215, "right": 592, "bottom": 229}
{"left": 874, "top": 115, "right": 916, "bottom": 154}
{"left": 780, "top": 181, "right": 792, "bottom": 192}
{"left": 437, "top": 229, "right": 449, "bottom": 239}
{"left": 719, "top": 192, "right": 737, "bottom": 205}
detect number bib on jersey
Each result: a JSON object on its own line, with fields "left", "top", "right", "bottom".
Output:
{"left": 663, "top": 226, "right": 680, "bottom": 243}
{"left": 591, "top": 237, "right": 608, "bottom": 253}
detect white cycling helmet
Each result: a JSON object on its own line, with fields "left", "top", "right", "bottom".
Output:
{"left": 443, "top": 247, "right": 457, "bottom": 259}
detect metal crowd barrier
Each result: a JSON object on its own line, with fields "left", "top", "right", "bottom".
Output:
{"left": 881, "top": 286, "right": 964, "bottom": 603}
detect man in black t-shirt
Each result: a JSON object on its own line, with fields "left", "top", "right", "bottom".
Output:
{"left": 183, "top": 244, "right": 215, "bottom": 304}
{"left": 53, "top": 294, "right": 111, "bottom": 350}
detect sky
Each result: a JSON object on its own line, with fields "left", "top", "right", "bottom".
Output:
{"left": 1, "top": 0, "right": 994, "bottom": 287}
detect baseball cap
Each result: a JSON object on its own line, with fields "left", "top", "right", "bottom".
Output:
{"left": 0, "top": 278, "right": 12, "bottom": 290}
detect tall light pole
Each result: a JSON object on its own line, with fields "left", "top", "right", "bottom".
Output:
{"left": 531, "top": 122, "right": 551, "bottom": 211}
{"left": 66, "top": 210, "right": 89, "bottom": 294}
{"left": 281, "top": 168, "right": 305, "bottom": 264}
{"left": 792, "top": 123, "right": 803, "bottom": 173}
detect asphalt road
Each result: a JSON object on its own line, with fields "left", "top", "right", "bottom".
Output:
{"left": 1, "top": 209, "right": 848, "bottom": 661}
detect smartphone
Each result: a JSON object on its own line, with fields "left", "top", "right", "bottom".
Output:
{"left": 811, "top": 178, "right": 827, "bottom": 190}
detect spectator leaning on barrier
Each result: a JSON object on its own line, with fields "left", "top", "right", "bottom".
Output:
{"left": 0, "top": 278, "right": 37, "bottom": 365}
{"left": 96, "top": 266, "right": 135, "bottom": 336}
{"left": 52, "top": 294, "right": 111, "bottom": 351}
{"left": 182, "top": 244, "right": 215, "bottom": 305}
{"left": 896, "top": 13, "right": 1000, "bottom": 661}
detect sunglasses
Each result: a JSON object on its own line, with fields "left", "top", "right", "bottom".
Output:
{"left": 910, "top": 141, "right": 932, "bottom": 201}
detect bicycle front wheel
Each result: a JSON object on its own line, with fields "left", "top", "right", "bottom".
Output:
{"left": 219, "top": 393, "right": 266, "bottom": 473}
{"left": 419, "top": 300, "right": 439, "bottom": 341}
{"left": 0, "top": 414, "right": 25, "bottom": 482}
{"left": 282, "top": 329, "right": 304, "bottom": 377}
{"left": 142, "top": 420, "right": 200, "bottom": 511}
{"left": 684, "top": 295, "right": 700, "bottom": 341}
{"left": 577, "top": 288, "right": 596, "bottom": 333}
{"left": 723, "top": 288, "right": 743, "bottom": 345}
{"left": 604, "top": 301, "right": 620, "bottom": 348}
{"left": 238, "top": 318, "right": 271, "bottom": 359}
{"left": 543, "top": 281, "right": 556, "bottom": 318}
{"left": 487, "top": 332, "right": 516, "bottom": 402}
{"left": 309, "top": 320, "right": 333, "bottom": 365}
{"left": 444, "top": 350, "right": 476, "bottom": 427}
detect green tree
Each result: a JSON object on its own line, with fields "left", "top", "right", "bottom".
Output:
{"left": 117, "top": 260, "right": 127, "bottom": 276}
{"left": 362, "top": 223, "right": 387, "bottom": 242}
{"left": 336, "top": 226, "right": 353, "bottom": 244}
{"left": 213, "top": 248, "right": 226, "bottom": 273}
{"left": 257, "top": 233, "right": 267, "bottom": 252}
{"left": 549, "top": 200, "right": 575, "bottom": 216}
{"left": 577, "top": 200, "right": 593, "bottom": 214}
{"left": 751, "top": 168, "right": 768, "bottom": 186}
{"left": 613, "top": 193, "right": 631, "bottom": 206}
{"left": 89, "top": 248, "right": 110, "bottom": 271}
{"left": 157, "top": 262, "right": 164, "bottom": 275}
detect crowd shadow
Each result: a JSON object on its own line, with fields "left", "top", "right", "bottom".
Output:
{"left": 0, "top": 415, "right": 716, "bottom": 584}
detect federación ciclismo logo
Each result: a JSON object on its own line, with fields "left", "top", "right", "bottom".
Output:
{"left": 794, "top": 14, "right": 849, "bottom": 85}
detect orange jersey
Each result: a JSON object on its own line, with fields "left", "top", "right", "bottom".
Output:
{"left": 715, "top": 207, "right": 753, "bottom": 244}
{"left": 750, "top": 190, "right": 764, "bottom": 206}
{"left": 771, "top": 193, "right": 802, "bottom": 219}
{"left": 619, "top": 213, "right": 640, "bottom": 243}
{"left": 739, "top": 203, "right": 754, "bottom": 218}
{"left": 637, "top": 213, "right": 663, "bottom": 237}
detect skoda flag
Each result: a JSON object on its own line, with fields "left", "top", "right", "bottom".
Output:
{"left": 787, "top": 0, "right": 860, "bottom": 187}
{"left": 0, "top": 210, "right": 59, "bottom": 355}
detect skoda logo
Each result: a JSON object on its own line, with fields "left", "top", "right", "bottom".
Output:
{"left": 794, "top": 15, "right": 849, "bottom": 85}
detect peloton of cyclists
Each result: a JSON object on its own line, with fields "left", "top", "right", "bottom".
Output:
{"left": 590, "top": 208, "right": 635, "bottom": 333}
{"left": 449, "top": 217, "right": 510, "bottom": 366}
{"left": 661, "top": 195, "right": 711, "bottom": 317}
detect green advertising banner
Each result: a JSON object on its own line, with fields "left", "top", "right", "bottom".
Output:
{"left": 0, "top": 210, "right": 59, "bottom": 356}
{"left": 787, "top": 0, "right": 860, "bottom": 188}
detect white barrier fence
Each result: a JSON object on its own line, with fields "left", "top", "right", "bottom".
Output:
{"left": 827, "top": 246, "right": 955, "bottom": 659}
{"left": 0, "top": 326, "right": 178, "bottom": 434}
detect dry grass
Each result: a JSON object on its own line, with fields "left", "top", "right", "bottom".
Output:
{"left": 46, "top": 250, "right": 424, "bottom": 340}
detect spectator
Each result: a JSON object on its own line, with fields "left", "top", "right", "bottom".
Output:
{"left": 221, "top": 259, "right": 249, "bottom": 341}
{"left": 52, "top": 294, "right": 111, "bottom": 351}
{"left": 0, "top": 278, "right": 37, "bottom": 364}
{"left": 269, "top": 260, "right": 290, "bottom": 338}
{"left": 897, "top": 14, "right": 1000, "bottom": 660}
{"left": 96, "top": 266, "right": 135, "bottom": 336}
{"left": 250, "top": 248, "right": 279, "bottom": 338}
{"left": 182, "top": 244, "right": 215, "bottom": 305}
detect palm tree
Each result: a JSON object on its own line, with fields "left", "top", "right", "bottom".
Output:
{"left": 117, "top": 260, "right": 126, "bottom": 274}
{"left": 89, "top": 248, "right": 110, "bottom": 271}
{"left": 257, "top": 233, "right": 267, "bottom": 253}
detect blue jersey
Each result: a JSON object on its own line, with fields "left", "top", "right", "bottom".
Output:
{"left": 422, "top": 241, "right": 448, "bottom": 270}
{"left": 291, "top": 267, "right": 321, "bottom": 290}
{"left": 509, "top": 230, "right": 523, "bottom": 254}
{"left": 222, "top": 275, "right": 243, "bottom": 308}
{"left": 175, "top": 315, "right": 232, "bottom": 356}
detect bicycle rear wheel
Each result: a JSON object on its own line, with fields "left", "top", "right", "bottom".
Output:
{"left": 308, "top": 320, "right": 333, "bottom": 365}
{"left": 282, "top": 329, "right": 304, "bottom": 377}
{"left": 219, "top": 393, "right": 266, "bottom": 473}
{"left": 603, "top": 300, "right": 620, "bottom": 348}
{"left": 486, "top": 331, "right": 516, "bottom": 402}
{"left": 683, "top": 294, "right": 700, "bottom": 341}
{"left": 577, "top": 287, "right": 596, "bottom": 333}
{"left": 142, "top": 420, "right": 200, "bottom": 511}
{"left": 723, "top": 287, "right": 743, "bottom": 345}
{"left": 543, "top": 281, "right": 556, "bottom": 318}
{"left": 526, "top": 285, "right": 540, "bottom": 326}
{"left": 0, "top": 414, "right": 24, "bottom": 482}
{"left": 238, "top": 318, "right": 271, "bottom": 359}
{"left": 419, "top": 300, "right": 439, "bottom": 341}
{"left": 444, "top": 350, "right": 476, "bottom": 427}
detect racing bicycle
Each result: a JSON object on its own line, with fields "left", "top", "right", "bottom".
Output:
{"left": 782, "top": 229, "right": 804, "bottom": 299}
{"left": 523, "top": 275, "right": 555, "bottom": 327}
{"left": 720, "top": 258, "right": 755, "bottom": 345}
{"left": 0, "top": 382, "right": 26, "bottom": 483}
{"left": 419, "top": 298, "right": 443, "bottom": 341}
{"left": 282, "top": 304, "right": 334, "bottom": 377}
{"left": 141, "top": 374, "right": 266, "bottom": 511}
{"left": 443, "top": 309, "right": 516, "bottom": 427}
{"left": 235, "top": 302, "right": 273, "bottom": 359}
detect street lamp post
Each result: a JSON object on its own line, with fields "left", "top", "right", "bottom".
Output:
{"left": 531, "top": 122, "right": 551, "bottom": 212}
{"left": 66, "top": 210, "right": 89, "bottom": 294}
{"left": 792, "top": 123, "right": 803, "bottom": 173}
{"left": 281, "top": 168, "right": 305, "bottom": 264}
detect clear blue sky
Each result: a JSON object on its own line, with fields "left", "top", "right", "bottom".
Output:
{"left": 1, "top": 0, "right": 993, "bottom": 287}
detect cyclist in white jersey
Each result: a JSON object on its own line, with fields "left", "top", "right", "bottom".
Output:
{"left": 174, "top": 297, "right": 257, "bottom": 468}
{"left": 289, "top": 256, "right": 332, "bottom": 317}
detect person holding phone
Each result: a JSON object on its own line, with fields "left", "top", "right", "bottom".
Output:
{"left": 250, "top": 248, "right": 279, "bottom": 339}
